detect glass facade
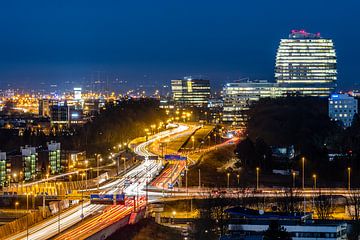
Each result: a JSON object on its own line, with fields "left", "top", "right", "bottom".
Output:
{"left": 328, "top": 94, "right": 358, "bottom": 127}
{"left": 171, "top": 77, "right": 210, "bottom": 107}
{"left": 275, "top": 30, "right": 337, "bottom": 96}
{"left": 222, "top": 80, "right": 280, "bottom": 126}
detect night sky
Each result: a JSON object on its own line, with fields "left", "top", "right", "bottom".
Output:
{"left": 0, "top": 0, "right": 359, "bottom": 90}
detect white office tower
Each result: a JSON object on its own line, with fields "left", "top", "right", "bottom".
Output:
{"left": 328, "top": 94, "right": 358, "bottom": 127}
{"left": 275, "top": 30, "right": 337, "bottom": 96}
{"left": 222, "top": 79, "right": 279, "bottom": 127}
{"left": 74, "top": 87, "right": 82, "bottom": 100}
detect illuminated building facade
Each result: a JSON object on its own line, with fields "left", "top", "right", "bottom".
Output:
{"left": 47, "top": 141, "right": 61, "bottom": 174}
{"left": 328, "top": 94, "right": 358, "bottom": 127}
{"left": 0, "top": 152, "right": 6, "bottom": 186}
{"left": 21, "top": 146, "right": 37, "bottom": 181}
{"left": 222, "top": 80, "right": 279, "bottom": 126}
{"left": 50, "top": 101, "right": 84, "bottom": 125}
{"left": 275, "top": 30, "right": 337, "bottom": 96}
{"left": 74, "top": 87, "right": 82, "bottom": 100}
{"left": 171, "top": 77, "right": 210, "bottom": 107}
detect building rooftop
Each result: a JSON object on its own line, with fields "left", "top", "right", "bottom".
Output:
{"left": 329, "top": 94, "right": 356, "bottom": 100}
{"left": 225, "top": 207, "right": 308, "bottom": 220}
{"left": 289, "top": 29, "right": 321, "bottom": 39}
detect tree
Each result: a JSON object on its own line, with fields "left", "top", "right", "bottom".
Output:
{"left": 346, "top": 190, "right": 360, "bottom": 239}
{"left": 263, "top": 220, "right": 292, "bottom": 240}
{"left": 314, "top": 192, "right": 334, "bottom": 220}
{"left": 234, "top": 137, "right": 257, "bottom": 168}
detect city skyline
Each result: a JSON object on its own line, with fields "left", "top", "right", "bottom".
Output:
{"left": 0, "top": 1, "right": 359, "bottom": 91}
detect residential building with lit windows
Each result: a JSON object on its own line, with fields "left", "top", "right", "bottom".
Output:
{"left": 171, "top": 77, "right": 210, "bottom": 107}
{"left": 328, "top": 94, "right": 358, "bottom": 127}
{"left": 275, "top": 30, "right": 337, "bottom": 97}
{"left": 222, "top": 79, "right": 280, "bottom": 126}
{"left": 21, "top": 146, "right": 38, "bottom": 181}
{"left": 47, "top": 141, "right": 61, "bottom": 174}
{"left": 0, "top": 152, "right": 6, "bottom": 187}
{"left": 221, "top": 207, "right": 347, "bottom": 240}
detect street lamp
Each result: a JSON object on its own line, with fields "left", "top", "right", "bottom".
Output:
{"left": 15, "top": 201, "right": 19, "bottom": 212}
{"left": 84, "top": 160, "right": 88, "bottom": 192}
{"left": 292, "top": 171, "right": 296, "bottom": 188}
{"left": 237, "top": 174, "right": 240, "bottom": 187}
{"left": 348, "top": 167, "right": 351, "bottom": 191}
{"left": 198, "top": 169, "right": 201, "bottom": 189}
{"left": 256, "top": 167, "right": 260, "bottom": 190}
{"left": 95, "top": 154, "right": 102, "bottom": 190}
{"left": 191, "top": 136, "right": 195, "bottom": 150}
{"left": 227, "top": 173, "right": 230, "bottom": 188}
{"left": 312, "top": 174, "right": 317, "bottom": 190}
{"left": 302, "top": 157, "right": 305, "bottom": 189}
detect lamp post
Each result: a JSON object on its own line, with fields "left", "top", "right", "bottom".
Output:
{"left": 348, "top": 167, "right": 351, "bottom": 191}
{"left": 302, "top": 157, "right": 305, "bottom": 189}
{"left": 237, "top": 174, "right": 240, "bottom": 187}
{"left": 292, "top": 171, "right": 296, "bottom": 188}
{"left": 15, "top": 201, "right": 19, "bottom": 212}
{"left": 122, "top": 157, "right": 126, "bottom": 172}
{"left": 192, "top": 136, "right": 195, "bottom": 150}
{"left": 198, "top": 169, "right": 201, "bottom": 189}
{"left": 185, "top": 167, "right": 188, "bottom": 196}
{"left": 85, "top": 160, "right": 88, "bottom": 192}
{"left": 256, "top": 167, "right": 260, "bottom": 190}
{"left": 313, "top": 174, "right": 317, "bottom": 190}
{"left": 96, "top": 154, "right": 101, "bottom": 190}
{"left": 26, "top": 192, "right": 30, "bottom": 240}
{"left": 227, "top": 173, "right": 230, "bottom": 189}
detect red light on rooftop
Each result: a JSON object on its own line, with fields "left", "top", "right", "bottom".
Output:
{"left": 290, "top": 29, "right": 321, "bottom": 38}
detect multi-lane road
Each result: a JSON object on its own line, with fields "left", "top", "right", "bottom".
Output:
{"left": 7, "top": 124, "right": 189, "bottom": 240}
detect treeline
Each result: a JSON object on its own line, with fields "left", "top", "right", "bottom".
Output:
{"left": 235, "top": 97, "right": 360, "bottom": 186}
{"left": 0, "top": 98, "right": 167, "bottom": 155}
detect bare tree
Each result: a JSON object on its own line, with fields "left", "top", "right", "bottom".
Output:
{"left": 346, "top": 190, "right": 360, "bottom": 239}
{"left": 314, "top": 191, "right": 334, "bottom": 220}
{"left": 272, "top": 188, "right": 303, "bottom": 213}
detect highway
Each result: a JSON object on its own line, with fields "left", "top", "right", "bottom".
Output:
{"left": 8, "top": 124, "right": 189, "bottom": 240}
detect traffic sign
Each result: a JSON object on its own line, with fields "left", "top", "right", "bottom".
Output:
{"left": 164, "top": 155, "right": 187, "bottom": 161}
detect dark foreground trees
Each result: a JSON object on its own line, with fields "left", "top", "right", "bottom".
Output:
{"left": 0, "top": 98, "right": 167, "bottom": 155}
{"left": 263, "top": 220, "right": 292, "bottom": 240}
{"left": 235, "top": 96, "right": 360, "bottom": 186}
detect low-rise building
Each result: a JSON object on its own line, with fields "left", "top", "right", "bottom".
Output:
{"left": 328, "top": 94, "right": 358, "bottom": 127}
{"left": 221, "top": 207, "right": 347, "bottom": 240}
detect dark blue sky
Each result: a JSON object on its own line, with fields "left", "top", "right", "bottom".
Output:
{"left": 0, "top": 0, "right": 359, "bottom": 90}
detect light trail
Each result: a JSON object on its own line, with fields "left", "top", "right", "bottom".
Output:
{"left": 8, "top": 124, "right": 189, "bottom": 240}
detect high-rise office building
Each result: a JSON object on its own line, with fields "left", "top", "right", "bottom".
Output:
{"left": 328, "top": 94, "right": 358, "bottom": 127}
{"left": 275, "top": 30, "right": 337, "bottom": 96}
{"left": 222, "top": 80, "right": 279, "bottom": 126}
{"left": 171, "top": 77, "right": 210, "bottom": 107}
{"left": 38, "top": 99, "right": 51, "bottom": 117}
{"left": 50, "top": 101, "right": 84, "bottom": 125}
